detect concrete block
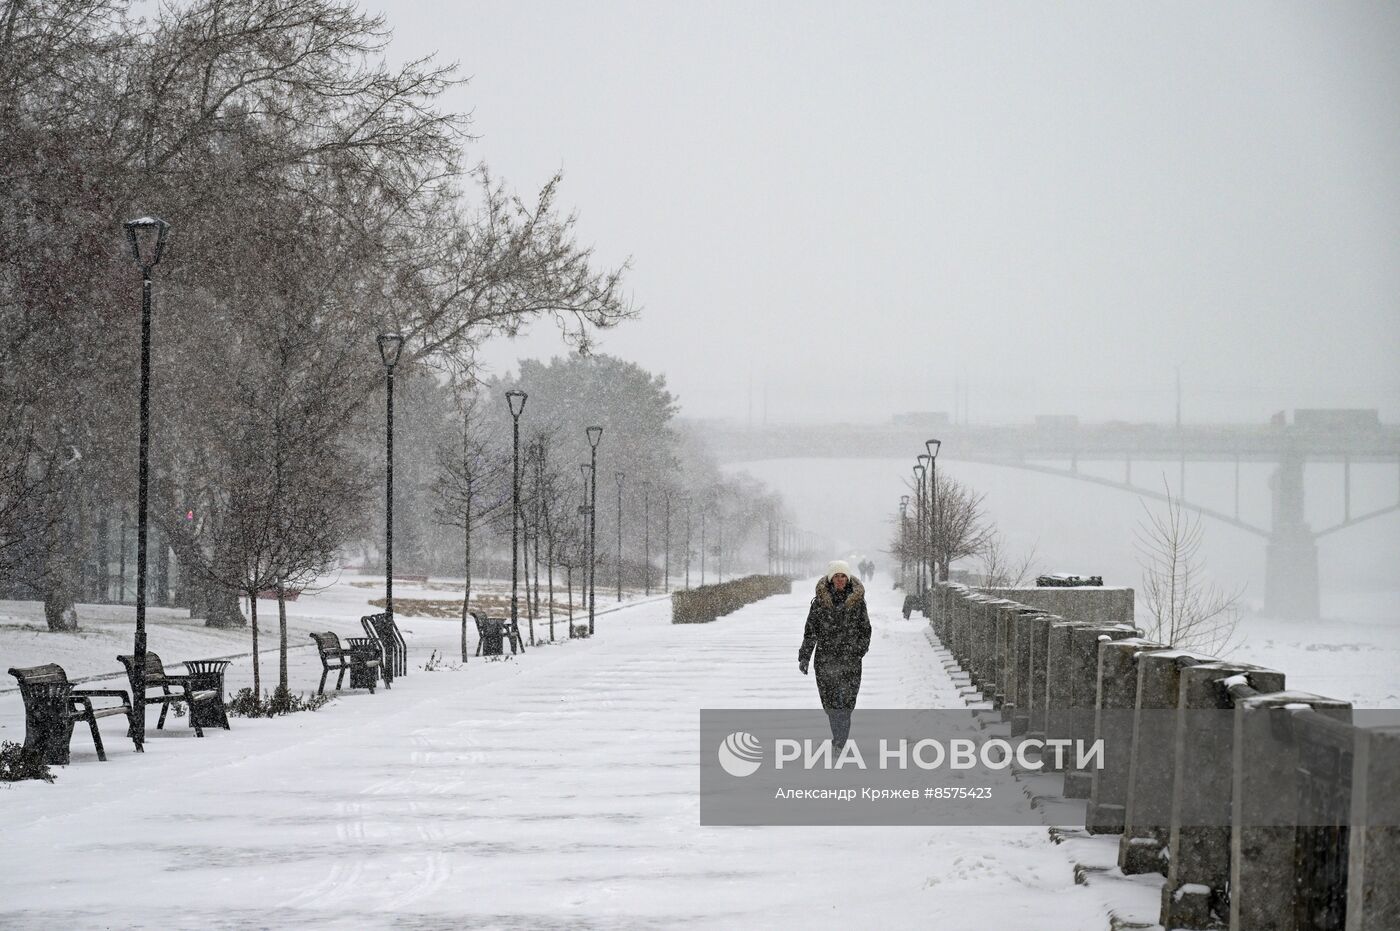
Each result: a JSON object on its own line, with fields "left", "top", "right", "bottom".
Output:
{"left": 1087, "top": 637, "right": 1167, "bottom": 835}
{"left": 1119, "top": 648, "right": 1218, "bottom": 876}
{"left": 1008, "top": 607, "right": 1046, "bottom": 737}
{"left": 1347, "top": 724, "right": 1400, "bottom": 931}
{"left": 1063, "top": 623, "right": 1141, "bottom": 798}
{"left": 1044, "top": 618, "right": 1092, "bottom": 761}
{"left": 980, "top": 585, "right": 1135, "bottom": 627}
{"left": 1231, "top": 692, "right": 1351, "bottom": 931}
{"left": 1161, "top": 661, "right": 1285, "bottom": 931}
{"left": 1025, "top": 612, "right": 1063, "bottom": 741}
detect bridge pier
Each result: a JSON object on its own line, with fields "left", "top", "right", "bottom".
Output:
{"left": 1263, "top": 454, "right": 1320, "bottom": 619}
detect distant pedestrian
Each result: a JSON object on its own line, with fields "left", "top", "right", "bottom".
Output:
{"left": 798, "top": 560, "right": 872, "bottom": 749}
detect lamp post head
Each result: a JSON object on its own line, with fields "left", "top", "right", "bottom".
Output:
{"left": 124, "top": 216, "right": 170, "bottom": 269}
{"left": 926, "top": 438, "right": 941, "bottom": 459}
{"left": 505, "top": 389, "right": 528, "bottom": 419}
{"left": 900, "top": 495, "right": 910, "bottom": 506}
{"left": 586, "top": 425, "right": 603, "bottom": 448}
{"left": 615, "top": 471, "right": 625, "bottom": 487}
{"left": 918, "top": 453, "right": 931, "bottom": 467}
{"left": 377, "top": 333, "right": 405, "bottom": 369}
{"left": 580, "top": 463, "right": 593, "bottom": 481}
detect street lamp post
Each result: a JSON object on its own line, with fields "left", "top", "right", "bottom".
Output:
{"left": 663, "top": 492, "right": 671, "bottom": 592}
{"left": 899, "top": 495, "right": 910, "bottom": 591}
{"left": 926, "top": 439, "right": 942, "bottom": 584}
{"left": 506, "top": 390, "right": 528, "bottom": 632}
{"left": 577, "top": 462, "right": 593, "bottom": 639}
{"left": 377, "top": 334, "right": 404, "bottom": 627}
{"left": 918, "top": 453, "right": 932, "bottom": 588}
{"left": 642, "top": 481, "right": 651, "bottom": 596}
{"left": 124, "top": 215, "right": 170, "bottom": 753}
{"left": 913, "top": 462, "right": 927, "bottom": 597}
{"left": 585, "top": 426, "right": 602, "bottom": 634}
{"left": 717, "top": 511, "right": 724, "bottom": 584}
{"left": 615, "top": 471, "right": 625, "bottom": 602}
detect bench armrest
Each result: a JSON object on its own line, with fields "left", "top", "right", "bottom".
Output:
{"left": 72, "top": 688, "right": 132, "bottom": 703}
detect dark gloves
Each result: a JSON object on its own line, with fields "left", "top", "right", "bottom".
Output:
{"left": 799, "top": 659, "right": 809, "bottom": 675}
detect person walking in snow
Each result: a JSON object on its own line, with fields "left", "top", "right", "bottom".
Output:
{"left": 798, "top": 560, "right": 872, "bottom": 749}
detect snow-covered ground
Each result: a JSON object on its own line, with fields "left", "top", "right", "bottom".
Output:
{"left": 0, "top": 575, "right": 1118, "bottom": 929}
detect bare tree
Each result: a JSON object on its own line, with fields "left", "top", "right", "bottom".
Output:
{"left": 1135, "top": 479, "right": 1243, "bottom": 655}
{"left": 1, "top": 0, "right": 635, "bottom": 635}
{"left": 977, "top": 530, "right": 1040, "bottom": 588}
{"left": 434, "top": 391, "right": 509, "bottom": 660}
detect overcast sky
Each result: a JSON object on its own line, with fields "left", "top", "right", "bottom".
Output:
{"left": 378, "top": 1, "right": 1400, "bottom": 425}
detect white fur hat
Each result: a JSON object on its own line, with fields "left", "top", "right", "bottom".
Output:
{"left": 825, "top": 560, "right": 852, "bottom": 581}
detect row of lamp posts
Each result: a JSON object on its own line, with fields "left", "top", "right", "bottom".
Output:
{"left": 120, "top": 209, "right": 664, "bottom": 739}
{"left": 906, "top": 438, "right": 941, "bottom": 598}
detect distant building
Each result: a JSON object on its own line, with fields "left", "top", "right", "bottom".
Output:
{"left": 1035, "top": 414, "right": 1079, "bottom": 430}
{"left": 1293, "top": 409, "right": 1380, "bottom": 430}
{"left": 891, "top": 411, "right": 951, "bottom": 428}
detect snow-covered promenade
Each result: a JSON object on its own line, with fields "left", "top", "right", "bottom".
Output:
{"left": 1, "top": 580, "right": 1108, "bottom": 929}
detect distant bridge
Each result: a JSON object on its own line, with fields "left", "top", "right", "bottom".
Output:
{"left": 708, "top": 416, "right": 1400, "bottom": 619}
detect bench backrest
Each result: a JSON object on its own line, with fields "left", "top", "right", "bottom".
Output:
{"left": 309, "top": 631, "right": 342, "bottom": 654}
{"left": 362, "top": 612, "right": 399, "bottom": 645}
{"left": 470, "top": 611, "right": 511, "bottom": 634}
{"left": 115, "top": 652, "right": 168, "bottom": 686}
{"left": 8, "top": 664, "right": 73, "bottom": 706}
{"left": 8, "top": 663, "right": 70, "bottom": 688}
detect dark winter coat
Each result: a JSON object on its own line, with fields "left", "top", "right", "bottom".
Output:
{"left": 800, "top": 576, "right": 872, "bottom": 711}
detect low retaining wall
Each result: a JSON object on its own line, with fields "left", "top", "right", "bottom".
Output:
{"left": 931, "top": 581, "right": 1398, "bottom": 931}
{"left": 977, "top": 585, "right": 1134, "bottom": 627}
{"left": 671, "top": 575, "right": 792, "bottom": 624}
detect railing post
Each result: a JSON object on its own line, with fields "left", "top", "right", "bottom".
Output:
{"left": 968, "top": 596, "right": 1000, "bottom": 698}
{"left": 1160, "top": 661, "right": 1285, "bottom": 930}
{"left": 991, "top": 600, "right": 1018, "bottom": 712}
{"left": 1120, "top": 649, "right": 1217, "bottom": 876}
{"left": 1008, "top": 607, "right": 1045, "bottom": 737}
{"left": 952, "top": 590, "right": 974, "bottom": 667}
{"left": 1063, "top": 623, "right": 1141, "bottom": 797}
{"left": 1043, "top": 618, "right": 1091, "bottom": 767}
{"left": 1025, "top": 613, "right": 1063, "bottom": 744}
{"left": 1087, "top": 637, "right": 1167, "bottom": 834}
{"left": 1347, "top": 723, "right": 1400, "bottom": 931}
{"left": 1230, "top": 692, "right": 1351, "bottom": 931}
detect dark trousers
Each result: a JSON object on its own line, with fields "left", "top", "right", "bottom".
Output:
{"left": 814, "top": 659, "right": 863, "bottom": 747}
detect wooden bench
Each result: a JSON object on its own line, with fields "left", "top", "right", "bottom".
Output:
{"left": 361, "top": 612, "right": 408, "bottom": 683}
{"left": 116, "top": 652, "right": 231, "bottom": 737}
{"left": 470, "top": 611, "right": 526, "bottom": 657}
{"left": 7, "top": 664, "right": 137, "bottom": 764}
{"left": 309, "top": 632, "right": 384, "bottom": 695}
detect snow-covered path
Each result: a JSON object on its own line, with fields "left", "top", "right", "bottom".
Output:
{"left": 1, "top": 580, "right": 1106, "bottom": 929}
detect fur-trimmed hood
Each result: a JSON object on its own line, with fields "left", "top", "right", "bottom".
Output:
{"left": 814, "top": 575, "right": 865, "bottom": 612}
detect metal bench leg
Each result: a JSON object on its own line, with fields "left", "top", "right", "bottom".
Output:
{"left": 318, "top": 667, "right": 329, "bottom": 696}
{"left": 84, "top": 713, "right": 107, "bottom": 762}
{"left": 183, "top": 685, "right": 204, "bottom": 738}
{"left": 336, "top": 664, "right": 347, "bottom": 691}
{"left": 157, "top": 691, "right": 169, "bottom": 730}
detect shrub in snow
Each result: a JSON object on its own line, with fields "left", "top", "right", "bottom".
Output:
{"left": 422, "top": 650, "right": 461, "bottom": 671}
{"left": 226, "top": 687, "right": 331, "bottom": 718}
{"left": 0, "top": 741, "right": 55, "bottom": 783}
